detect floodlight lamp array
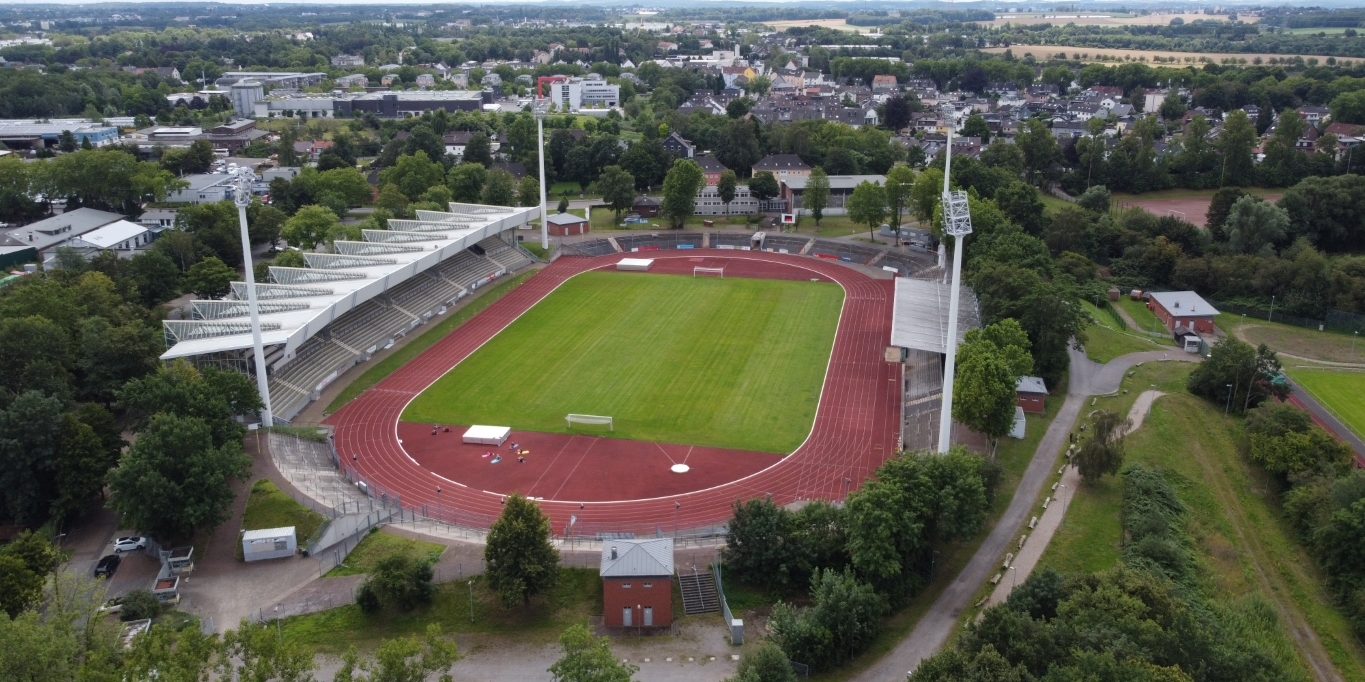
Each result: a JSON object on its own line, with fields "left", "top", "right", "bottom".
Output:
{"left": 941, "top": 189, "right": 973, "bottom": 237}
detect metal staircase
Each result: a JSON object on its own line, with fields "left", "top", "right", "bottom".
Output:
{"left": 678, "top": 567, "right": 720, "bottom": 615}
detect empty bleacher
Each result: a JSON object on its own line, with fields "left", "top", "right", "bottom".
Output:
{"left": 616, "top": 232, "right": 704, "bottom": 252}
{"left": 710, "top": 232, "right": 755, "bottom": 248}
{"left": 267, "top": 232, "right": 531, "bottom": 423}
{"left": 762, "top": 235, "right": 812, "bottom": 254}
{"left": 560, "top": 239, "right": 617, "bottom": 257}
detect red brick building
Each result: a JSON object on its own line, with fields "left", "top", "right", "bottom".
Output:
{"left": 1148, "top": 291, "right": 1219, "bottom": 334}
{"left": 1016, "top": 376, "right": 1047, "bottom": 414}
{"left": 546, "top": 212, "right": 589, "bottom": 236}
{"left": 600, "top": 538, "right": 674, "bottom": 628}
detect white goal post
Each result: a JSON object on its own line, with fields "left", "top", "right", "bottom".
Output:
{"left": 693, "top": 266, "right": 725, "bottom": 279}
{"left": 566, "top": 414, "right": 613, "bottom": 431}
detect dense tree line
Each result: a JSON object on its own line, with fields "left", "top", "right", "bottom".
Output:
{"left": 913, "top": 465, "right": 1302, "bottom": 681}
{"left": 725, "top": 449, "right": 998, "bottom": 671}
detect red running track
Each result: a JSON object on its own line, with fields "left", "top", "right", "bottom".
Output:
{"left": 326, "top": 250, "right": 901, "bottom": 535}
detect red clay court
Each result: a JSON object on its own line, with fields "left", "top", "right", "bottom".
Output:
{"left": 326, "top": 250, "right": 901, "bottom": 535}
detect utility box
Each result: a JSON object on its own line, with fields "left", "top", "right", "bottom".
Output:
{"left": 242, "top": 526, "right": 297, "bottom": 562}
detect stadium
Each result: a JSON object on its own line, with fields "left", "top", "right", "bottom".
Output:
{"left": 161, "top": 201, "right": 972, "bottom": 538}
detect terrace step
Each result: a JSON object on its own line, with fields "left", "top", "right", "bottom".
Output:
{"left": 678, "top": 569, "right": 720, "bottom": 615}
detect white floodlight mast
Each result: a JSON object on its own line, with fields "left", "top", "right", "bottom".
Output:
{"left": 231, "top": 167, "right": 273, "bottom": 426}
{"left": 937, "top": 106, "right": 973, "bottom": 453}
{"left": 534, "top": 91, "right": 550, "bottom": 250}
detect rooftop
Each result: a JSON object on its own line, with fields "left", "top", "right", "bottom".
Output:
{"left": 782, "top": 174, "right": 886, "bottom": 191}
{"left": 0, "top": 208, "right": 125, "bottom": 251}
{"left": 600, "top": 538, "right": 674, "bottom": 578}
{"left": 890, "top": 277, "right": 982, "bottom": 355}
{"left": 1149, "top": 291, "right": 1219, "bottom": 317}
{"left": 1017, "top": 376, "right": 1047, "bottom": 394}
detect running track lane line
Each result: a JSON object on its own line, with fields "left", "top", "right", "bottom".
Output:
{"left": 325, "top": 251, "right": 899, "bottom": 534}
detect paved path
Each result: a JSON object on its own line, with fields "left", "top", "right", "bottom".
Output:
{"left": 858, "top": 347, "right": 1199, "bottom": 681}
{"left": 983, "top": 390, "right": 1165, "bottom": 608}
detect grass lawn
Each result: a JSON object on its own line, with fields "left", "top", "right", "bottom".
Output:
{"left": 282, "top": 567, "right": 601, "bottom": 652}
{"left": 785, "top": 215, "right": 868, "bottom": 239}
{"left": 1114, "top": 297, "right": 1169, "bottom": 335}
{"left": 325, "top": 271, "right": 537, "bottom": 413}
{"left": 403, "top": 271, "right": 843, "bottom": 453}
{"left": 1037, "top": 364, "right": 1365, "bottom": 680}
{"left": 326, "top": 528, "right": 446, "bottom": 577}
{"left": 1221, "top": 314, "right": 1365, "bottom": 364}
{"left": 1038, "top": 194, "right": 1074, "bottom": 216}
{"left": 548, "top": 181, "right": 600, "bottom": 200}
{"left": 1080, "top": 301, "right": 1173, "bottom": 363}
{"left": 1284, "top": 368, "right": 1365, "bottom": 441}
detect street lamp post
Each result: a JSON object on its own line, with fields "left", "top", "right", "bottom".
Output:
{"left": 674, "top": 501, "right": 680, "bottom": 535}
{"left": 1225, "top": 384, "right": 1234, "bottom": 415}
{"left": 468, "top": 580, "right": 475, "bottom": 622}
{"left": 436, "top": 486, "right": 442, "bottom": 525}
{"left": 230, "top": 167, "right": 272, "bottom": 425}
{"left": 937, "top": 103, "right": 974, "bottom": 454}
{"left": 1268, "top": 295, "right": 1276, "bottom": 323}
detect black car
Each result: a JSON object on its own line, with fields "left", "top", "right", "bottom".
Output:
{"left": 94, "top": 554, "right": 120, "bottom": 579}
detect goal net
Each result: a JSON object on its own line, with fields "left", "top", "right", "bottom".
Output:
{"left": 566, "top": 414, "right": 613, "bottom": 431}
{"left": 693, "top": 266, "right": 725, "bottom": 279}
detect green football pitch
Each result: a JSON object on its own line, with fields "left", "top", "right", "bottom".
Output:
{"left": 1285, "top": 367, "right": 1365, "bottom": 440}
{"left": 401, "top": 271, "right": 844, "bottom": 453}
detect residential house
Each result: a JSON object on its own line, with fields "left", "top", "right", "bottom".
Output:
{"left": 752, "top": 154, "right": 811, "bottom": 182}
{"left": 661, "top": 132, "right": 696, "bottom": 159}
{"left": 695, "top": 156, "right": 728, "bottom": 186}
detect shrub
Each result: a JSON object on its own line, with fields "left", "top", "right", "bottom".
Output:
{"left": 120, "top": 589, "right": 162, "bottom": 621}
{"left": 356, "top": 553, "right": 435, "bottom": 613}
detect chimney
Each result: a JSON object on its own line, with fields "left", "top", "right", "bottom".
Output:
{"left": 610, "top": 546, "right": 617, "bottom": 560}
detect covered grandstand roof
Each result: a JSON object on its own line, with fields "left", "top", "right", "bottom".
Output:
{"left": 161, "top": 202, "right": 537, "bottom": 363}
{"left": 890, "top": 277, "right": 981, "bottom": 355}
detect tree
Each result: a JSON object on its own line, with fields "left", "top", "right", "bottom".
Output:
{"left": 183, "top": 256, "right": 235, "bottom": 299}
{"left": 1158, "top": 91, "right": 1187, "bottom": 121}
{"left": 910, "top": 168, "right": 944, "bottom": 222}
{"left": 1205, "top": 187, "right": 1249, "bottom": 239}
{"left": 597, "top": 166, "right": 636, "bottom": 222}
{"left": 357, "top": 552, "right": 436, "bottom": 613}
{"left": 1224, "top": 195, "right": 1288, "bottom": 256}
{"left": 463, "top": 133, "right": 492, "bottom": 167}
{"left": 1074, "top": 409, "right": 1131, "bottom": 484}
{"left": 1217, "top": 109, "right": 1258, "bottom": 187}
{"left": 768, "top": 569, "right": 886, "bottom": 671}
{"left": 481, "top": 168, "right": 517, "bottom": 206}
{"left": 961, "top": 114, "right": 991, "bottom": 143}
{"left": 723, "top": 497, "right": 798, "bottom": 591}
{"left": 748, "top": 171, "right": 779, "bottom": 205}
{"left": 660, "top": 159, "right": 705, "bottom": 229}
{"left": 281, "top": 205, "right": 340, "bottom": 250}
{"left": 0, "top": 531, "right": 62, "bottom": 617}
{"left": 107, "top": 413, "right": 251, "bottom": 541}
{"left": 718, "top": 120, "right": 763, "bottom": 175}
{"left": 884, "top": 166, "right": 915, "bottom": 233}
{"left": 994, "top": 181, "right": 1046, "bottom": 236}
{"left": 335, "top": 625, "right": 459, "bottom": 682}
{"left": 1331, "top": 90, "right": 1365, "bottom": 125}
{"left": 1250, "top": 427, "right": 1352, "bottom": 479}
{"left": 548, "top": 624, "right": 637, "bottom": 682}
{"left": 484, "top": 493, "right": 559, "bottom": 607}
{"left": 883, "top": 95, "right": 912, "bottom": 131}
{"left": 952, "top": 336, "right": 1019, "bottom": 444}
{"left": 1075, "top": 185, "right": 1111, "bottom": 214}
{"left": 803, "top": 167, "right": 830, "bottom": 225}
{"left": 1187, "top": 338, "right": 1288, "bottom": 414}
{"left": 0, "top": 392, "right": 70, "bottom": 525}
{"left": 446, "top": 164, "right": 487, "bottom": 203}
{"left": 376, "top": 184, "right": 410, "bottom": 217}
{"left": 1016, "top": 118, "right": 1061, "bottom": 183}
{"left": 218, "top": 619, "right": 317, "bottom": 682}
{"left": 727, "top": 643, "right": 797, "bottom": 682}
{"left": 381, "top": 152, "right": 446, "bottom": 200}
{"left": 717, "top": 169, "right": 738, "bottom": 215}
{"left": 518, "top": 176, "right": 541, "bottom": 208}
{"left": 846, "top": 180, "right": 886, "bottom": 242}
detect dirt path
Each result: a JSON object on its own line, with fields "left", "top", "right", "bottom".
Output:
{"left": 983, "top": 391, "right": 1165, "bottom": 608}
{"left": 1188, "top": 417, "right": 1344, "bottom": 682}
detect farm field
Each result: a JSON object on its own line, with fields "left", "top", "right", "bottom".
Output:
{"left": 981, "top": 12, "right": 1252, "bottom": 27}
{"left": 402, "top": 270, "right": 844, "bottom": 453}
{"left": 1284, "top": 368, "right": 1365, "bottom": 440}
{"left": 763, "top": 18, "right": 880, "bottom": 33}
{"left": 982, "top": 45, "right": 1348, "bottom": 65}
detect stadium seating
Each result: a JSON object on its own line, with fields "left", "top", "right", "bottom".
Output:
{"left": 268, "top": 235, "right": 530, "bottom": 423}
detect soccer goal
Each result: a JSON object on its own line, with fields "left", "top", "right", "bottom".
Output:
{"left": 693, "top": 266, "right": 725, "bottom": 279}
{"left": 566, "top": 414, "right": 614, "bottom": 431}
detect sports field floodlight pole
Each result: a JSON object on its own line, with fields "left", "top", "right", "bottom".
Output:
{"left": 231, "top": 167, "right": 273, "bottom": 426}
{"left": 534, "top": 97, "right": 550, "bottom": 250}
{"left": 937, "top": 103, "right": 973, "bottom": 454}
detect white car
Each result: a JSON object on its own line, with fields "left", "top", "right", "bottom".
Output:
{"left": 113, "top": 536, "right": 147, "bottom": 553}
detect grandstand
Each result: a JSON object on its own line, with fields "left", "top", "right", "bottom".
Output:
{"left": 160, "top": 202, "right": 539, "bottom": 423}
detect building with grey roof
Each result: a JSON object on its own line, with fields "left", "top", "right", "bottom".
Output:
{"left": 601, "top": 538, "right": 674, "bottom": 628}
{"left": 0, "top": 208, "right": 127, "bottom": 262}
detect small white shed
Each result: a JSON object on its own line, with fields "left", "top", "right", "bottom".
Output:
{"left": 242, "top": 526, "right": 297, "bottom": 562}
